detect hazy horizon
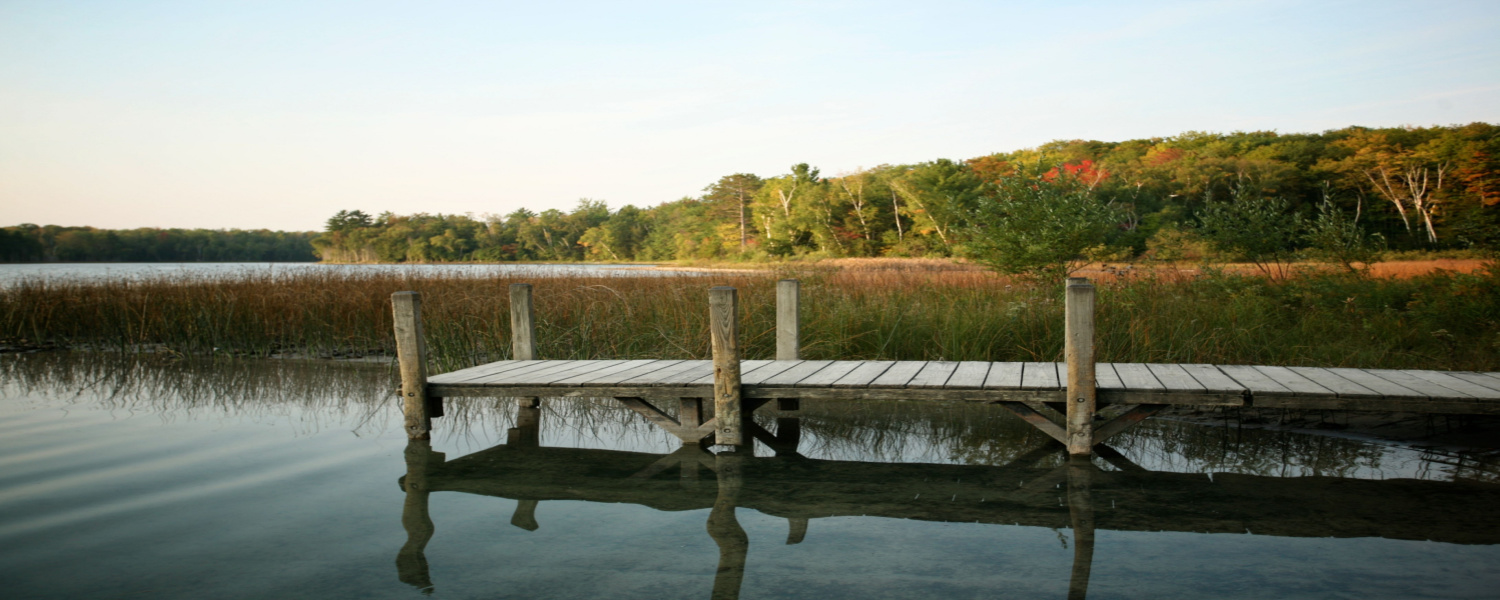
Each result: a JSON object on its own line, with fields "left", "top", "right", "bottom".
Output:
{"left": 4, "top": 0, "right": 1499, "bottom": 231}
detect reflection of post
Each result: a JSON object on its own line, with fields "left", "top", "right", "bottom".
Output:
{"left": 707, "top": 450, "right": 749, "bottom": 600}
{"left": 398, "top": 440, "right": 441, "bottom": 592}
{"left": 1066, "top": 457, "right": 1095, "bottom": 600}
{"left": 507, "top": 403, "right": 541, "bottom": 448}
{"left": 510, "top": 499, "right": 540, "bottom": 531}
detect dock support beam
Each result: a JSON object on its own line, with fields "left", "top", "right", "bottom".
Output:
{"left": 710, "top": 286, "right": 744, "bottom": 447}
{"left": 776, "top": 279, "right": 800, "bottom": 411}
{"left": 510, "top": 283, "right": 540, "bottom": 409}
{"left": 393, "top": 291, "right": 432, "bottom": 440}
{"left": 1065, "top": 278, "right": 1097, "bottom": 456}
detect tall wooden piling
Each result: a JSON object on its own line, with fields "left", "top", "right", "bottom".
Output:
{"left": 776, "top": 279, "right": 801, "bottom": 411}
{"left": 710, "top": 287, "right": 744, "bottom": 446}
{"left": 393, "top": 292, "right": 431, "bottom": 440}
{"left": 510, "top": 283, "right": 540, "bottom": 408}
{"left": 1064, "top": 278, "right": 1097, "bottom": 456}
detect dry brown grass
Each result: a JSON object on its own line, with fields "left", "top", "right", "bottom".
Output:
{"left": 2, "top": 261, "right": 1497, "bottom": 371}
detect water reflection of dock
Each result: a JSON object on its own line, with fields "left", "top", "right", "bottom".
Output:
{"left": 396, "top": 405, "right": 1500, "bottom": 597}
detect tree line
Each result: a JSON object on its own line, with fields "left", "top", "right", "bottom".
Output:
{"left": 313, "top": 123, "right": 1500, "bottom": 271}
{"left": 0, "top": 225, "right": 319, "bottom": 263}
{"left": 8, "top": 123, "right": 1496, "bottom": 269}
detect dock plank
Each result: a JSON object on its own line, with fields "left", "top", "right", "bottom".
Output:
{"left": 796, "top": 361, "right": 865, "bottom": 387}
{"left": 907, "top": 361, "right": 960, "bottom": 388}
{"left": 427, "top": 359, "right": 540, "bottom": 385}
{"left": 758, "top": 361, "right": 837, "bottom": 386}
{"left": 1113, "top": 363, "right": 1165, "bottom": 391}
{"left": 1401, "top": 370, "right": 1500, "bottom": 400}
{"left": 1146, "top": 364, "right": 1203, "bottom": 392}
{"left": 1448, "top": 372, "right": 1500, "bottom": 393}
{"left": 832, "top": 361, "right": 895, "bottom": 387}
{"left": 1019, "top": 362, "right": 1061, "bottom": 389}
{"left": 983, "top": 362, "right": 1024, "bottom": 389}
{"left": 1363, "top": 369, "right": 1474, "bottom": 399}
{"left": 741, "top": 361, "right": 803, "bottom": 385}
{"left": 525, "top": 360, "right": 635, "bottom": 385}
{"left": 649, "top": 361, "right": 716, "bottom": 385}
{"left": 573, "top": 360, "right": 684, "bottom": 386}
{"left": 467, "top": 360, "right": 578, "bottom": 385}
{"left": 869, "top": 362, "right": 926, "bottom": 388}
{"left": 1178, "top": 364, "right": 1246, "bottom": 394}
{"left": 1285, "top": 367, "right": 1381, "bottom": 398}
{"left": 619, "top": 360, "right": 704, "bottom": 385}
{"left": 1253, "top": 366, "right": 1334, "bottom": 396}
{"left": 1218, "top": 365, "right": 1292, "bottom": 395}
{"left": 945, "top": 362, "right": 993, "bottom": 389}
{"left": 1324, "top": 368, "right": 1426, "bottom": 398}
{"left": 1095, "top": 363, "right": 1124, "bottom": 390}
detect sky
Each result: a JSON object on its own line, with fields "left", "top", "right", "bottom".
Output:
{"left": 2, "top": 0, "right": 1499, "bottom": 232}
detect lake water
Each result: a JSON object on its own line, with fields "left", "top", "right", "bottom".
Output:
{"left": 0, "top": 262, "right": 673, "bottom": 285}
{"left": 2, "top": 353, "right": 1498, "bottom": 599}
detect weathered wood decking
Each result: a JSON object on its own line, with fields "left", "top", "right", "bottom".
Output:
{"left": 428, "top": 358, "right": 1500, "bottom": 414}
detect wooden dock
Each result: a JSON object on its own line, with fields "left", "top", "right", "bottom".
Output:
{"left": 392, "top": 279, "right": 1500, "bottom": 453}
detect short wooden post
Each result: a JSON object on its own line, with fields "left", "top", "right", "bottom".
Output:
{"left": 710, "top": 286, "right": 744, "bottom": 446}
{"left": 393, "top": 291, "right": 431, "bottom": 440}
{"left": 510, "top": 283, "right": 539, "bottom": 408}
{"left": 776, "top": 279, "right": 800, "bottom": 360}
{"left": 776, "top": 279, "right": 801, "bottom": 411}
{"left": 1064, "top": 278, "right": 1097, "bottom": 455}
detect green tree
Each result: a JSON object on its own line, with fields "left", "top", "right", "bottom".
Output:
{"left": 965, "top": 168, "right": 1122, "bottom": 279}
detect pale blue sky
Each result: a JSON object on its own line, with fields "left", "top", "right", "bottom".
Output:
{"left": 3, "top": 0, "right": 1498, "bottom": 230}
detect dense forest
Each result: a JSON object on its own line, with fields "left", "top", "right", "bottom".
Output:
{"left": 0, "top": 225, "right": 318, "bottom": 263}
{"left": 313, "top": 124, "right": 1500, "bottom": 268}
{"left": 7, "top": 124, "right": 1496, "bottom": 267}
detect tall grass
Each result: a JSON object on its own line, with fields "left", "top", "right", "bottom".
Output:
{"left": 1, "top": 264, "right": 1497, "bottom": 371}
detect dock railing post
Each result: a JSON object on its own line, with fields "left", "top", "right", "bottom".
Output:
{"left": 710, "top": 286, "right": 744, "bottom": 447}
{"left": 775, "top": 279, "right": 800, "bottom": 411}
{"left": 510, "top": 283, "right": 540, "bottom": 409}
{"left": 1065, "top": 277, "right": 1097, "bottom": 456}
{"left": 393, "top": 291, "right": 431, "bottom": 440}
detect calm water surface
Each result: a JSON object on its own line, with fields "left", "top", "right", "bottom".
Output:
{"left": 2, "top": 353, "right": 1498, "bottom": 599}
{"left": 0, "top": 262, "right": 671, "bottom": 285}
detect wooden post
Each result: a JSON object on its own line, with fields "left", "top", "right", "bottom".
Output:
{"left": 776, "top": 279, "right": 800, "bottom": 360}
{"left": 710, "top": 287, "right": 744, "bottom": 447}
{"left": 510, "top": 283, "right": 539, "bottom": 408}
{"left": 1065, "top": 278, "right": 1096, "bottom": 456}
{"left": 776, "top": 279, "right": 801, "bottom": 411}
{"left": 393, "top": 292, "right": 431, "bottom": 440}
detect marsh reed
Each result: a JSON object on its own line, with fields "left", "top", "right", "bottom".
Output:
{"left": 1, "top": 264, "right": 1497, "bottom": 372}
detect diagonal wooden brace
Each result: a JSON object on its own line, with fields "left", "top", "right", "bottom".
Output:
{"left": 1091, "top": 404, "right": 1165, "bottom": 446}
{"left": 998, "top": 402, "right": 1069, "bottom": 445}
{"left": 616, "top": 397, "right": 718, "bottom": 443}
